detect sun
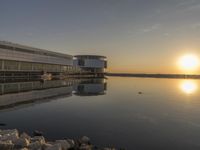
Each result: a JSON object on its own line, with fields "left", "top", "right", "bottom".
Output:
{"left": 178, "top": 54, "right": 199, "bottom": 71}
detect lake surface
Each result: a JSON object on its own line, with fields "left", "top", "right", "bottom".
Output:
{"left": 1, "top": 77, "right": 200, "bottom": 150}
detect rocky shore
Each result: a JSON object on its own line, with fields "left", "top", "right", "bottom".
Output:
{"left": 0, "top": 129, "right": 118, "bottom": 150}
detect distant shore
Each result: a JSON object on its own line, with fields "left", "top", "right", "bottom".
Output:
{"left": 106, "top": 73, "right": 200, "bottom": 79}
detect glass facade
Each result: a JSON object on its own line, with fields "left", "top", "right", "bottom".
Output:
{"left": 0, "top": 59, "right": 78, "bottom": 73}
{"left": 20, "top": 62, "right": 32, "bottom": 71}
{"left": 4, "top": 60, "right": 19, "bottom": 70}
{"left": 0, "top": 60, "right": 2, "bottom": 70}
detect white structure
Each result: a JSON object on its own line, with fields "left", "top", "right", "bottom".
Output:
{"left": 73, "top": 55, "right": 107, "bottom": 74}
{"left": 0, "top": 41, "right": 76, "bottom": 73}
{"left": 0, "top": 41, "right": 108, "bottom": 77}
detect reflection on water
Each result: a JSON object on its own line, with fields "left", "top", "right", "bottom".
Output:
{"left": 1, "top": 77, "right": 200, "bottom": 150}
{"left": 180, "top": 80, "right": 198, "bottom": 94}
{"left": 0, "top": 78, "right": 107, "bottom": 110}
{"left": 74, "top": 79, "right": 107, "bottom": 96}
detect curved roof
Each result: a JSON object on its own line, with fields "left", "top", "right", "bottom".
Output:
{"left": 74, "top": 55, "right": 106, "bottom": 59}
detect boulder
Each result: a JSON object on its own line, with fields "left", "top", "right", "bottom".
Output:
{"left": 0, "top": 129, "right": 19, "bottom": 143}
{"left": 80, "top": 136, "right": 90, "bottom": 144}
{"left": 14, "top": 137, "right": 30, "bottom": 148}
{"left": 0, "top": 129, "right": 18, "bottom": 135}
{"left": 0, "top": 140, "right": 14, "bottom": 150}
{"left": 20, "top": 132, "right": 31, "bottom": 142}
{"left": 66, "top": 139, "right": 75, "bottom": 147}
{"left": 42, "top": 143, "right": 53, "bottom": 149}
{"left": 79, "top": 143, "right": 92, "bottom": 150}
{"left": 45, "top": 143, "right": 62, "bottom": 150}
{"left": 29, "top": 141, "right": 42, "bottom": 150}
{"left": 55, "top": 140, "right": 71, "bottom": 150}
{"left": 31, "top": 136, "right": 45, "bottom": 144}
{"left": 103, "top": 148, "right": 117, "bottom": 150}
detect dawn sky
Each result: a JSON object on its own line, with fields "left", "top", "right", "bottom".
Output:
{"left": 1, "top": 0, "right": 200, "bottom": 74}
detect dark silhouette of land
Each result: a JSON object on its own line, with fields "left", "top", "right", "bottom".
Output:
{"left": 106, "top": 73, "right": 200, "bottom": 79}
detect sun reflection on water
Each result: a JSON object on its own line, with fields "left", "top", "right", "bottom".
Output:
{"left": 180, "top": 80, "right": 198, "bottom": 94}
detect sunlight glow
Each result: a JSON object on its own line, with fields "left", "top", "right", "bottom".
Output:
{"left": 178, "top": 54, "right": 200, "bottom": 72}
{"left": 180, "top": 80, "right": 198, "bottom": 94}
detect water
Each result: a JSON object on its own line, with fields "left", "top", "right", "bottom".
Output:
{"left": 1, "top": 77, "right": 200, "bottom": 150}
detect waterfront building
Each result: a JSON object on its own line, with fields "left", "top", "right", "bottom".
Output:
{"left": 0, "top": 41, "right": 107, "bottom": 78}
{"left": 0, "top": 41, "right": 77, "bottom": 77}
{"left": 73, "top": 55, "right": 107, "bottom": 74}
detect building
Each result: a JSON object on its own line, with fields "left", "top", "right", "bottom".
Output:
{"left": 73, "top": 55, "right": 107, "bottom": 74}
{"left": 0, "top": 41, "right": 79, "bottom": 77}
{"left": 0, "top": 41, "right": 107, "bottom": 78}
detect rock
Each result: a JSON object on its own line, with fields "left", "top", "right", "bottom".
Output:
{"left": 29, "top": 141, "right": 42, "bottom": 150}
{"left": 66, "top": 139, "right": 75, "bottom": 147}
{"left": 0, "top": 129, "right": 19, "bottom": 136}
{"left": 14, "top": 137, "right": 30, "bottom": 148}
{"left": 45, "top": 143, "right": 62, "bottom": 150}
{"left": 55, "top": 140, "right": 71, "bottom": 150}
{"left": 33, "top": 130, "right": 43, "bottom": 136}
{"left": 103, "top": 148, "right": 117, "bottom": 150}
{"left": 80, "top": 136, "right": 90, "bottom": 144}
{"left": 79, "top": 143, "right": 92, "bottom": 150}
{"left": 0, "top": 129, "right": 116, "bottom": 150}
{"left": 20, "top": 132, "right": 31, "bottom": 142}
{"left": 0, "top": 129, "right": 19, "bottom": 143}
{"left": 42, "top": 143, "right": 53, "bottom": 149}
{"left": 138, "top": 92, "right": 142, "bottom": 94}
{"left": 0, "top": 140, "right": 14, "bottom": 150}
{"left": 31, "top": 136, "right": 45, "bottom": 144}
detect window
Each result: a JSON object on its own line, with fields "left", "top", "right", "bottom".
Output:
{"left": 78, "top": 59, "right": 85, "bottom": 66}
{"left": 4, "top": 60, "right": 19, "bottom": 70}
{"left": 20, "top": 62, "right": 32, "bottom": 71}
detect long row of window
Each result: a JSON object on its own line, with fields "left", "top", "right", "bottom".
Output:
{"left": 0, "top": 60, "right": 81, "bottom": 72}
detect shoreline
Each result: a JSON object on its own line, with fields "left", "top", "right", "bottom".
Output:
{"left": 0, "top": 129, "right": 118, "bottom": 150}
{"left": 106, "top": 73, "right": 200, "bottom": 79}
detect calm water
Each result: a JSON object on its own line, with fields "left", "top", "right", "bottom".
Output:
{"left": 1, "top": 77, "right": 200, "bottom": 149}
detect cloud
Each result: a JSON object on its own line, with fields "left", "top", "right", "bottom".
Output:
{"left": 142, "top": 24, "right": 161, "bottom": 33}
{"left": 177, "top": 0, "right": 197, "bottom": 7}
{"left": 186, "top": 4, "right": 200, "bottom": 11}
{"left": 176, "top": 0, "right": 200, "bottom": 12}
{"left": 163, "top": 33, "right": 170, "bottom": 37}
{"left": 190, "top": 22, "right": 200, "bottom": 29}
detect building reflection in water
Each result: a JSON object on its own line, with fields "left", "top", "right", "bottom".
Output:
{"left": 0, "top": 78, "right": 107, "bottom": 111}
{"left": 180, "top": 80, "right": 198, "bottom": 94}
{"left": 73, "top": 78, "right": 107, "bottom": 96}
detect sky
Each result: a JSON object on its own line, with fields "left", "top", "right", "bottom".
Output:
{"left": 0, "top": 0, "right": 200, "bottom": 74}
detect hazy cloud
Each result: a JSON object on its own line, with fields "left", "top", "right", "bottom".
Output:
{"left": 190, "top": 22, "right": 200, "bottom": 29}
{"left": 177, "top": 0, "right": 197, "bottom": 7}
{"left": 142, "top": 24, "right": 161, "bottom": 33}
{"left": 177, "top": 0, "right": 200, "bottom": 12}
